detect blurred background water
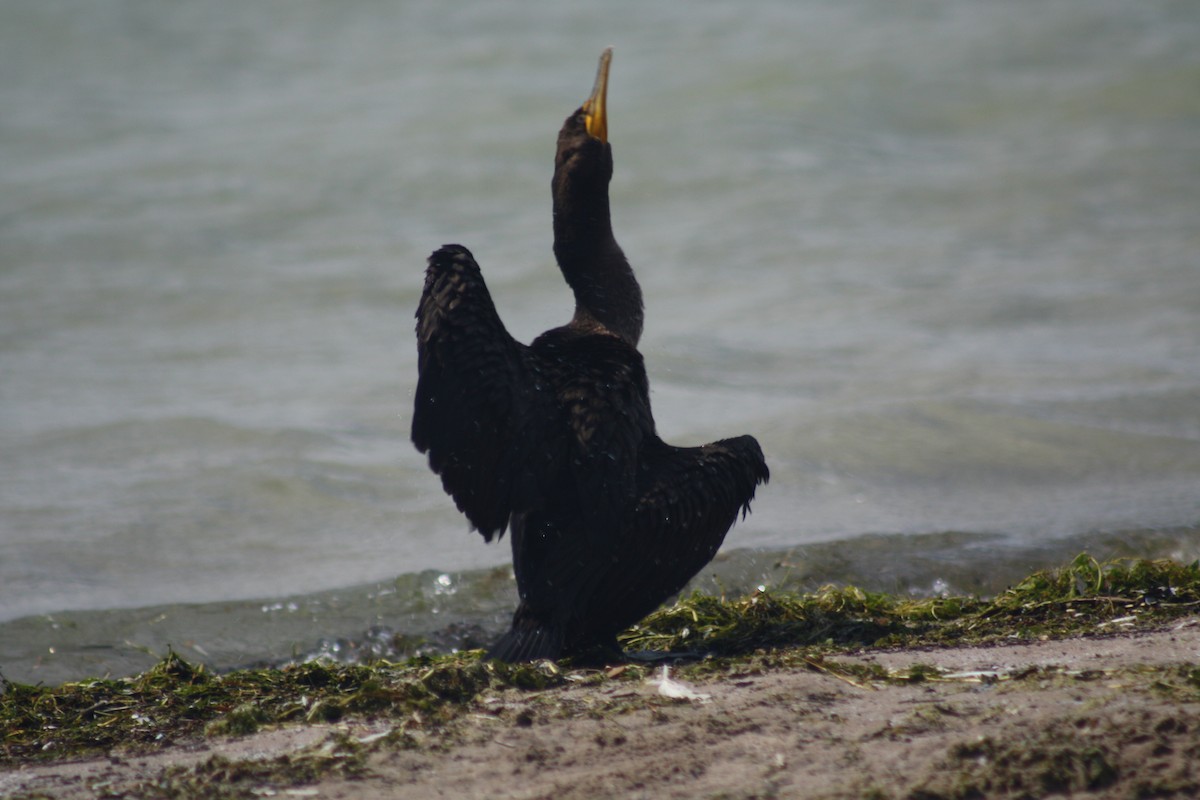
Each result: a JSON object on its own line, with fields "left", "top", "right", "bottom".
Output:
{"left": 2, "top": 0, "right": 1198, "bottom": 683}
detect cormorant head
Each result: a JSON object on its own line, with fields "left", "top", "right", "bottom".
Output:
{"left": 553, "top": 47, "right": 613, "bottom": 204}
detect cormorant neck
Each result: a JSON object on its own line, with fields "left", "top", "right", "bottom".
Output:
{"left": 552, "top": 150, "right": 644, "bottom": 346}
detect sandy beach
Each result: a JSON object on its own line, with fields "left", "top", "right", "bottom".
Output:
{"left": 5, "top": 620, "right": 1199, "bottom": 800}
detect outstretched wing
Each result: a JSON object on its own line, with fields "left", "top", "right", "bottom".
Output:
{"left": 593, "top": 434, "right": 770, "bottom": 638}
{"left": 412, "top": 244, "right": 541, "bottom": 542}
{"left": 637, "top": 434, "right": 768, "bottom": 581}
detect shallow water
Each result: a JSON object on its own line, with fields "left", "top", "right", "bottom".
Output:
{"left": 2, "top": 0, "right": 1198, "bottom": 681}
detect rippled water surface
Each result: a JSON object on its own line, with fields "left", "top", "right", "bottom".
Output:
{"left": 2, "top": 0, "right": 1198, "bottom": 681}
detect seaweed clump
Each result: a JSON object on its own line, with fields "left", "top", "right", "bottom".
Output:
{"left": 0, "top": 648, "right": 562, "bottom": 764}
{"left": 621, "top": 555, "right": 1200, "bottom": 654}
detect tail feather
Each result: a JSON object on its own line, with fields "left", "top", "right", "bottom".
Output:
{"left": 486, "top": 614, "right": 565, "bottom": 662}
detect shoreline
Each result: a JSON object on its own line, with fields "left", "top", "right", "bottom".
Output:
{"left": 7, "top": 525, "right": 1200, "bottom": 688}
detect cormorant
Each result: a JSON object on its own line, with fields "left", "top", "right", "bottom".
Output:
{"left": 412, "top": 48, "right": 769, "bottom": 662}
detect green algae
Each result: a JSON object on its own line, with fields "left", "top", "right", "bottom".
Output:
{"left": 0, "top": 649, "right": 564, "bottom": 764}
{"left": 622, "top": 554, "right": 1200, "bottom": 654}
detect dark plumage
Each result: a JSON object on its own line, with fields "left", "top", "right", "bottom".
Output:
{"left": 412, "top": 49, "right": 768, "bottom": 662}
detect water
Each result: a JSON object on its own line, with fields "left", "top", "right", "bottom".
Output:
{"left": 3, "top": 0, "right": 1199, "bottom": 683}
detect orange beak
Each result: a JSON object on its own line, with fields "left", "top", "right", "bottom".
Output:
{"left": 582, "top": 47, "right": 612, "bottom": 144}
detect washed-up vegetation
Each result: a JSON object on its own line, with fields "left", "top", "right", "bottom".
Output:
{"left": 3, "top": 554, "right": 1199, "bottom": 770}
{"left": 0, "top": 648, "right": 563, "bottom": 764}
{"left": 622, "top": 553, "right": 1200, "bottom": 653}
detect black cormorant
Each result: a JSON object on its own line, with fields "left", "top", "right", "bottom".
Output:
{"left": 412, "top": 48, "right": 769, "bottom": 662}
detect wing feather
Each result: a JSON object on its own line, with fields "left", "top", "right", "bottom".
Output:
{"left": 412, "top": 244, "right": 540, "bottom": 541}
{"left": 585, "top": 435, "right": 770, "bottom": 639}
